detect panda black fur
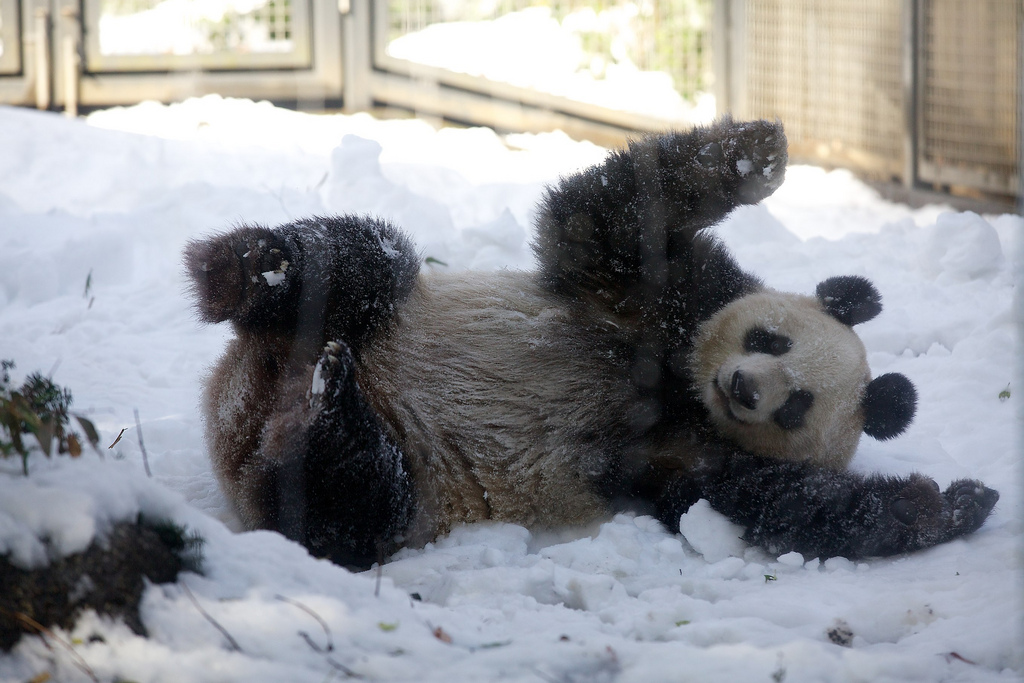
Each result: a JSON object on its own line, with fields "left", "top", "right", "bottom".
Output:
{"left": 185, "top": 118, "right": 998, "bottom": 569}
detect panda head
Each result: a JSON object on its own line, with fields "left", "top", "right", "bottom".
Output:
{"left": 690, "top": 275, "right": 917, "bottom": 468}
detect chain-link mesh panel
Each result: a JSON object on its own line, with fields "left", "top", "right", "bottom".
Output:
{"left": 0, "top": 0, "right": 15, "bottom": 74}
{"left": 743, "top": 0, "right": 905, "bottom": 179}
{"left": 98, "top": 0, "right": 295, "bottom": 56}
{"left": 385, "top": 0, "right": 713, "bottom": 103}
{"left": 919, "top": 0, "right": 1020, "bottom": 194}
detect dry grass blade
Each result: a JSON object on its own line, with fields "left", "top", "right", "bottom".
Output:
{"left": 107, "top": 427, "right": 127, "bottom": 449}
{"left": 73, "top": 414, "right": 101, "bottom": 452}
{"left": 0, "top": 608, "right": 99, "bottom": 683}
{"left": 275, "top": 594, "right": 334, "bottom": 652}
{"left": 133, "top": 409, "right": 151, "bottom": 477}
{"left": 181, "top": 583, "right": 241, "bottom": 652}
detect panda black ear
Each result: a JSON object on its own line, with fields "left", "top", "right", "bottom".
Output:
{"left": 862, "top": 373, "right": 917, "bottom": 440}
{"left": 816, "top": 275, "right": 883, "bottom": 326}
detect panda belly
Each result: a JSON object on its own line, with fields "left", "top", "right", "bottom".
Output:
{"left": 356, "top": 270, "right": 638, "bottom": 542}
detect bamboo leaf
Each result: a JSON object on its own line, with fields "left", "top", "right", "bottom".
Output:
{"left": 74, "top": 414, "right": 101, "bottom": 450}
{"left": 34, "top": 416, "right": 55, "bottom": 456}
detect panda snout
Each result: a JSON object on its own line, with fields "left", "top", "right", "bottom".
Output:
{"left": 730, "top": 370, "right": 760, "bottom": 410}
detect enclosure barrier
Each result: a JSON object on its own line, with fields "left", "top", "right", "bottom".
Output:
{"left": 0, "top": 0, "right": 1019, "bottom": 200}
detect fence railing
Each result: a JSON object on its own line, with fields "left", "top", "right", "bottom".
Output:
{"left": 0, "top": 0, "right": 1019, "bottom": 199}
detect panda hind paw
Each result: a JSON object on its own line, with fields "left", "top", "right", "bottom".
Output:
{"left": 310, "top": 340, "right": 357, "bottom": 405}
{"left": 184, "top": 227, "right": 294, "bottom": 323}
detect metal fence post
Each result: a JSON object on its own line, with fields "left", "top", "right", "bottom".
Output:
{"left": 33, "top": 5, "right": 50, "bottom": 110}
{"left": 60, "top": 4, "right": 79, "bottom": 118}
{"left": 712, "top": 0, "right": 730, "bottom": 116}
{"left": 343, "top": 0, "right": 372, "bottom": 113}
{"left": 902, "top": 0, "right": 918, "bottom": 189}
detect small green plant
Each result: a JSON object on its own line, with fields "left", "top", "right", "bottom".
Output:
{"left": 0, "top": 360, "right": 100, "bottom": 475}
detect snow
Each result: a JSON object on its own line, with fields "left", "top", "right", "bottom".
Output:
{"left": 0, "top": 95, "right": 1020, "bottom": 682}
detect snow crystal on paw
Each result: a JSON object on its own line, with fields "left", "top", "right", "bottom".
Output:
{"left": 261, "top": 270, "right": 286, "bottom": 286}
{"left": 736, "top": 159, "right": 753, "bottom": 176}
{"left": 679, "top": 499, "right": 747, "bottom": 563}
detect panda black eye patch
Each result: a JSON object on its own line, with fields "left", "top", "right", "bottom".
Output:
{"left": 744, "top": 328, "right": 792, "bottom": 356}
{"left": 773, "top": 390, "right": 815, "bottom": 430}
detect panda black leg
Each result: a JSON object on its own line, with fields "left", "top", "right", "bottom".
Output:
{"left": 184, "top": 216, "right": 420, "bottom": 351}
{"left": 683, "top": 454, "right": 999, "bottom": 560}
{"left": 261, "top": 341, "right": 415, "bottom": 569}
{"left": 532, "top": 118, "right": 785, "bottom": 310}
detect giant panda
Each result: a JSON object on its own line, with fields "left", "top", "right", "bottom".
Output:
{"left": 185, "top": 118, "right": 998, "bottom": 569}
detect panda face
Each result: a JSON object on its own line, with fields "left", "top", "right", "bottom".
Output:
{"left": 690, "top": 290, "right": 871, "bottom": 468}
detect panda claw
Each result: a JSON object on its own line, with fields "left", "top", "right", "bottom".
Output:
{"left": 943, "top": 479, "right": 999, "bottom": 534}
{"left": 326, "top": 341, "right": 342, "bottom": 354}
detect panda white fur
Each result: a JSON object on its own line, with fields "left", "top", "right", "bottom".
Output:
{"left": 185, "top": 118, "right": 997, "bottom": 569}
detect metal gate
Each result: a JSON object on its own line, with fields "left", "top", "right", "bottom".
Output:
{"left": 0, "top": 0, "right": 344, "bottom": 113}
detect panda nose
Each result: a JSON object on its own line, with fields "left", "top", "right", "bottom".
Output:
{"left": 730, "top": 370, "right": 759, "bottom": 410}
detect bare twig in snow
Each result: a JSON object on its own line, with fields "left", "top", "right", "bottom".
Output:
{"left": 181, "top": 583, "right": 241, "bottom": 652}
{"left": 107, "top": 427, "right": 126, "bottom": 449}
{"left": 275, "top": 594, "right": 334, "bottom": 653}
{"left": 133, "top": 408, "right": 151, "bottom": 477}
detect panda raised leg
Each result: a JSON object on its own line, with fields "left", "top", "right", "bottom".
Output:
{"left": 254, "top": 340, "right": 415, "bottom": 568}
{"left": 184, "top": 215, "right": 420, "bottom": 352}
{"left": 185, "top": 216, "right": 421, "bottom": 567}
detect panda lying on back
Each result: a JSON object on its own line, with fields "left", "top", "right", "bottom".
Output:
{"left": 185, "top": 118, "right": 998, "bottom": 569}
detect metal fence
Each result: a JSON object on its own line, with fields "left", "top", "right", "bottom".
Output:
{"left": 0, "top": 0, "right": 341, "bottom": 114}
{"left": 0, "top": 0, "right": 20, "bottom": 74}
{"left": 383, "top": 0, "right": 714, "bottom": 103}
{"left": 725, "top": 0, "right": 1020, "bottom": 196}
{"left": 87, "top": 0, "right": 310, "bottom": 71}
{"left": 918, "top": 0, "right": 1019, "bottom": 195}
{"left": 739, "top": 0, "right": 906, "bottom": 180}
{"left": 0, "top": 0, "right": 1018, "bottom": 198}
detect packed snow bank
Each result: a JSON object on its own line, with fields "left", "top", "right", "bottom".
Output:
{"left": 0, "top": 96, "right": 1020, "bottom": 682}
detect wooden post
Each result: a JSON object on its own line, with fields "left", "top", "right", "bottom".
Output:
{"left": 34, "top": 8, "right": 50, "bottom": 110}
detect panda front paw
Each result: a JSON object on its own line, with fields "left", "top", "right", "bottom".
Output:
{"left": 891, "top": 476, "right": 999, "bottom": 548}
{"left": 943, "top": 479, "right": 1000, "bottom": 536}
{"left": 184, "top": 227, "right": 294, "bottom": 323}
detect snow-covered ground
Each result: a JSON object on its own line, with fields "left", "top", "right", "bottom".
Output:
{"left": 0, "top": 95, "right": 1020, "bottom": 682}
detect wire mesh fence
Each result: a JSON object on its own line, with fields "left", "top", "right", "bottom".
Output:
{"left": 918, "top": 0, "right": 1019, "bottom": 194}
{"left": 97, "top": 0, "right": 297, "bottom": 56}
{"left": 742, "top": 0, "right": 906, "bottom": 180}
{"left": 0, "top": 0, "right": 1016, "bottom": 196}
{"left": 384, "top": 0, "right": 714, "bottom": 103}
